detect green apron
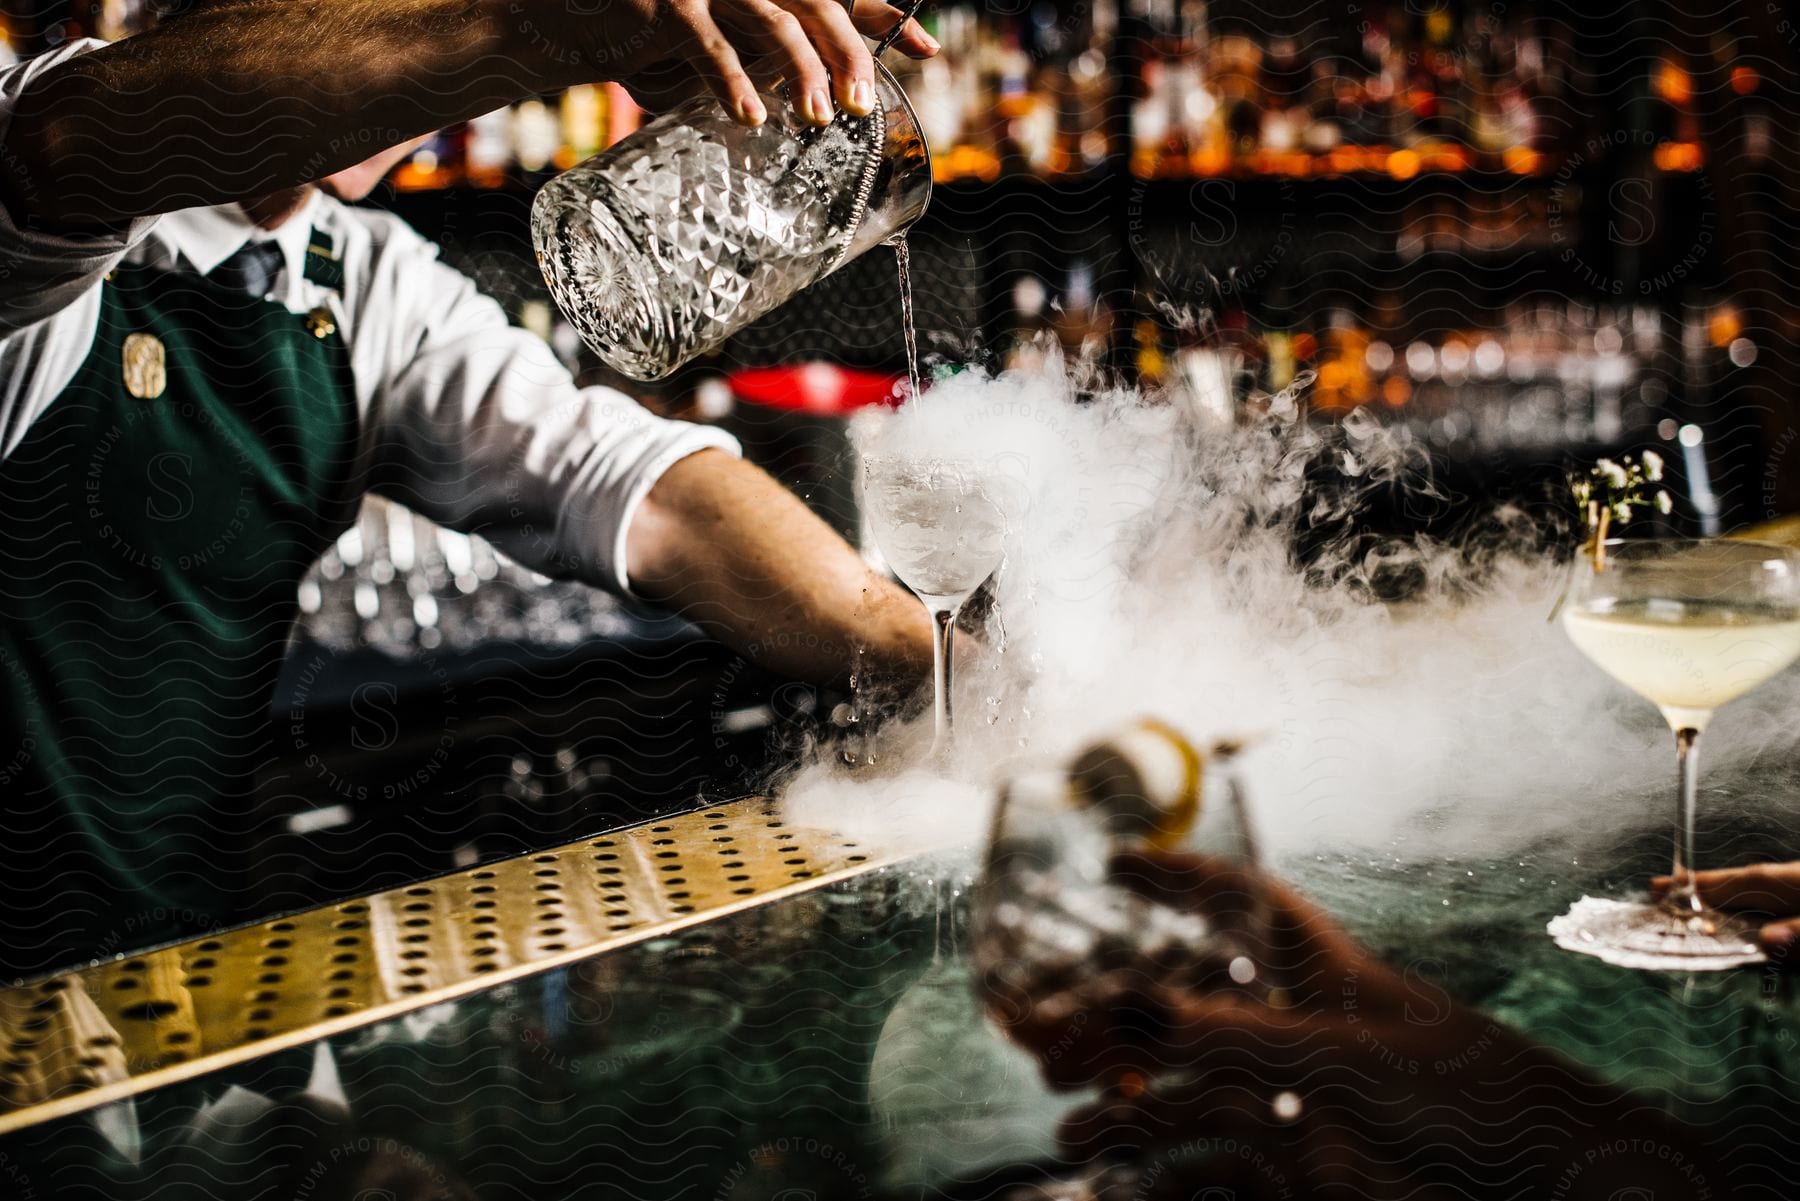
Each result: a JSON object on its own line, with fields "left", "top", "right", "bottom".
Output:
{"left": 0, "top": 240, "right": 360, "bottom": 979}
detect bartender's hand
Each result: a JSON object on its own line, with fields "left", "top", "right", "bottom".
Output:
{"left": 1, "top": 0, "right": 938, "bottom": 232}
{"left": 615, "top": 0, "right": 939, "bottom": 124}
{"left": 1653, "top": 861, "right": 1800, "bottom": 955}
{"left": 983, "top": 851, "right": 1717, "bottom": 1201}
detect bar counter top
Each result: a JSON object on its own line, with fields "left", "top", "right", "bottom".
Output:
{"left": 4, "top": 763, "right": 1800, "bottom": 1199}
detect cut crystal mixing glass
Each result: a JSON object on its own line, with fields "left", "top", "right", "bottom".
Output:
{"left": 532, "top": 63, "right": 932, "bottom": 381}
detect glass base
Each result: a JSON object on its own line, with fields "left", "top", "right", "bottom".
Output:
{"left": 1548, "top": 895, "right": 1766, "bottom": 971}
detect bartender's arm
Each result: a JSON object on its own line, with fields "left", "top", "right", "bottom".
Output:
{"left": 0, "top": 0, "right": 938, "bottom": 230}
{"left": 358, "top": 215, "right": 929, "bottom": 691}
{"left": 628, "top": 451, "right": 932, "bottom": 685}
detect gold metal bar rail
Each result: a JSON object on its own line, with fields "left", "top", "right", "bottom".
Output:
{"left": 0, "top": 797, "right": 899, "bottom": 1135}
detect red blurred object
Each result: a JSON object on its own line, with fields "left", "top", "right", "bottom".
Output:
{"left": 726, "top": 364, "right": 904, "bottom": 416}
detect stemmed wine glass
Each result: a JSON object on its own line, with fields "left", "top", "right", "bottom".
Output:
{"left": 1554, "top": 538, "right": 1800, "bottom": 969}
{"left": 859, "top": 454, "right": 1008, "bottom": 756}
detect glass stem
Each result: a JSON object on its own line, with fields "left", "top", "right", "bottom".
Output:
{"left": 929, "top": 602, "right": 959, "bottom": 755}
{"left": 1668, "top": 726, "right": 1704, "bottom": 917}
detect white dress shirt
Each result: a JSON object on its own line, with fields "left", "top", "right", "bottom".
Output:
{"left": 0, "top": 39, "right": 740, "bottom": 597}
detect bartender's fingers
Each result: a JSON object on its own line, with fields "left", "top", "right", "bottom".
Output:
{"left": 1108, "top": 852, "right": 1286, "bottom": 938}
{"left": 1110, "top": 850, "right": 1367, "bottom": 997}
{"left": 849, "top": 1, "right": 941, "bottom": 58}
{"left": 1058, "top": 1066, "right": 1424, "bottom": 1199}
{"left": 1757, "top": 916, "right": 1800, "bottom": 956}
{"left": 1058, "top": 1081, "right": 1274, "bottom": 1164}
{"left": 1652, "top": 862, "right": 1800, "bottom": 913}
{"left": 1027, "top": 985, "right": 1332, "bottom": 1092}
{"left": 1110, "top": 851, "right": 1321, "bottom": 937}
{"left": 772, "top": 0, "right": 876, "bottom": 115}
{"left": 999, "top": 986, "right": 1192, "bottom": 1089}
{"left": 717, "top": 0, "right": 833, "bottom": 123}
{"left": 670, "top": 3, "right": 766, "bottom": 125}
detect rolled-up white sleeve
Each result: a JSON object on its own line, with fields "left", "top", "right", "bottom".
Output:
{"left": 357, "top": 220, "right": 739, "bottom": 596}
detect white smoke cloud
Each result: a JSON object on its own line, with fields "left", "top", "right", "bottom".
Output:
{"left": 782, "top": 359, "right": 1800, "bottom": 871}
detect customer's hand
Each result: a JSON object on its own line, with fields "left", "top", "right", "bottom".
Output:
{"left": 1653, "top": 860, "right": 1800, "bottom": 954}
{"left": 980, "top": 850, "right": 1714, "bottom": 1201}
{"left": 978, "top": 851, "right": 1426, "bottom": 1086}
{"left": 603, "top": 0, "right": 938, "bottom": 126}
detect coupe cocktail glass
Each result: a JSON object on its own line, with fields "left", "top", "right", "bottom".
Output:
{"left": 1557, "top": 538, "right": 1800, "bottom": 968}
{"left": 859, "top": 455, "right": 1006, "bottom": 755}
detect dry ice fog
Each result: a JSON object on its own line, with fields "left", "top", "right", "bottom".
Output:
{"left": 778, "top": 357, "right": 1800, "bottom": 871}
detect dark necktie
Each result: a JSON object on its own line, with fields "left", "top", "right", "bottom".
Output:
{"left": 208, "top": 240, "right": 285, "bottom": 300}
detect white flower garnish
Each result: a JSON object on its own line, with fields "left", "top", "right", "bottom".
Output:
{"left": 1571, "top": 452, "right": 1674, "bottom": 573}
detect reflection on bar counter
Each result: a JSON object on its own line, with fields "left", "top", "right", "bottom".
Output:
{"left": 296, "top": 496, "right": 641, "bottom": 655}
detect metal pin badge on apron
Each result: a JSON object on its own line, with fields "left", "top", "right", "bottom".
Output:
{"left": 121, "top": 332, "right": 167, "bottom": 400}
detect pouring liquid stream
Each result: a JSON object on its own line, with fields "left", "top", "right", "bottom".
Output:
{"left": 892, "top": 235, "right": 922, "bottom": 400}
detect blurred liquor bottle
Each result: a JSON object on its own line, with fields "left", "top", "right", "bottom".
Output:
{"left": 462, "top": 107, "right": 512, "bottom": 189}
{"left": 890, "top": 1, "right": 1116, "bottom": 182}
{"left": 68, "top": 0, "right": 147, "bottom": 41}
{"left": 1130, "top": 3, "right": 1571, "bottom": 178}
{"left": 1061, "top": 0, "right": 1117, "bottom": 175}
{"left": 388, "top": 78, "right": 642, "bottom": 192}
{"left": 390, "top": 127, "right": 464, "bottom": 191}
{"left": 556, "top": 82, "right": 605, "bottom": 170}
{"left": 512, "top": 98, "right": 561, "bottom": 173}
{"left": 1148, "top": 289, "right": 1672, "bottom": 452}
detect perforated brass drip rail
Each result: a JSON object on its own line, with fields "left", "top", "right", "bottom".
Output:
{"left": 0, "top": 798, "right": 899, "bottom": 1135}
